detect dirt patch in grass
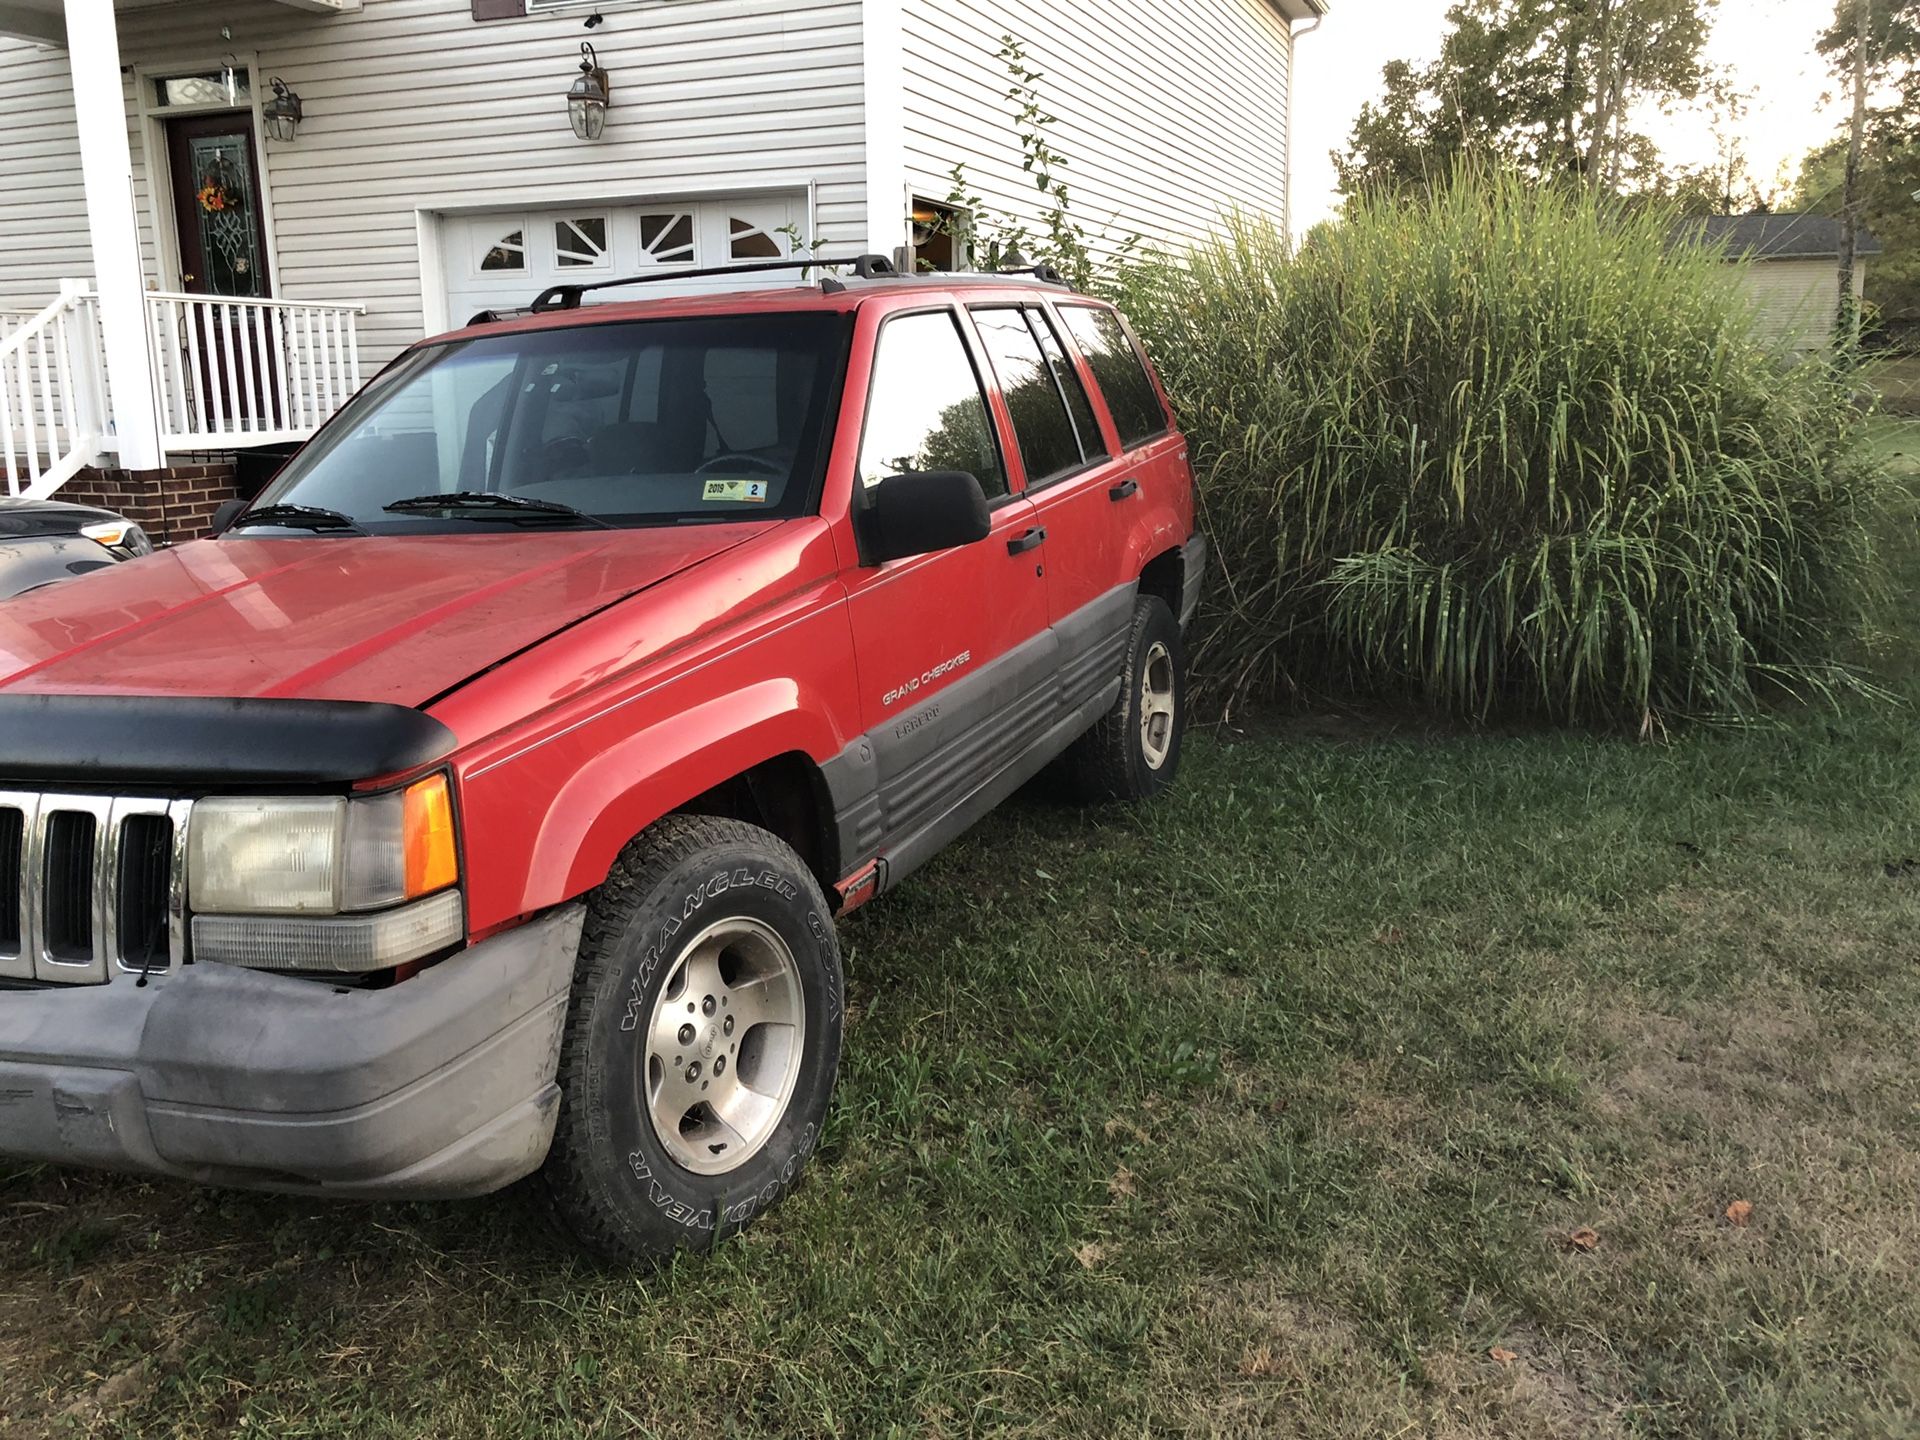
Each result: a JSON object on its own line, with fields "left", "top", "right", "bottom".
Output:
{"left": 1161, "top": 1276, "right": 1624, "bottom": 1439}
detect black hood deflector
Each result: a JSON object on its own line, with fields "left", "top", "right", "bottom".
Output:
{"left": 0, "top": 695, "right": 456, "bottom": 789}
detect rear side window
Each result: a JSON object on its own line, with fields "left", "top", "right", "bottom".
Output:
{"left": 857, "top": 311, "right": 1007, "bottom": 499}
{"left": 1029, "top": 308, "right": 1109, "bottom": 464}
{"left": 1058, "top": 305, "right": 1170, "bottom": 449}
{"left": 971, "top": 307, "right": 1090, "bottom": 485}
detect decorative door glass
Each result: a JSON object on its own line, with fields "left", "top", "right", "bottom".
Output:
{"left": 186, "top": 134, "right": 266, "bottom": 297}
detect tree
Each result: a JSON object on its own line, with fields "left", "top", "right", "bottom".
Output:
{"left": 1336, "top": 0, "right": 1718, "bottom": 199}
{"left": 1794, "top": 138, "right": 1920, "bottom": 322}
{"left": 1839, "top": 0, "right": 1873, "bottom": 350}
{"left": 1811, "top": 0, "right": 1920, "bottom": 335}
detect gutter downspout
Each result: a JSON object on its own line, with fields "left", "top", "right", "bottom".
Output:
{"left": 1285, "top": 7, "right": 1327, "bottom": 242}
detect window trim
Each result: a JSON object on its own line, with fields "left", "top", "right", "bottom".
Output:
{"left": 1054, "top": 301, "right": 1174, "bottom": 453}
{"left": 965, "top": 303, "right": 1108, "bottom": 494}
{"left": 852, "top": 303, "right": 1014, "bottom": 520}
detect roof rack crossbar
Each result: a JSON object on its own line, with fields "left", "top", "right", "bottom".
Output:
{"left": 529, "top": 252, "right": 899, "bottom": 312}
{"left": 994, "top": 262, "right": 1070, "bottom": 286}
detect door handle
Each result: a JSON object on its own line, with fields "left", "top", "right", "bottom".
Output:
{"left": 1109, "top": 478, "right": 1140, "bottom": 501}
{"left": 1007, "top": 526, "right": 1046, "bottom": 555}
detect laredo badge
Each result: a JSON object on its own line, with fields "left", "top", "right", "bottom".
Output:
{"left": 702, "top": 479, "right": 770, "bottom": 503}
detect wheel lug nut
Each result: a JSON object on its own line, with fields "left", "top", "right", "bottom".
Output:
{"left": 678, "top": 1023, "right": 695, "bottom": 1046}
{"left": 702, "top": 995, "right": 717, "bottom": 1016}
{"left": 686, "top": 1061, "right": 701, "bottom": 1082}
{"left": 723, "top": 1015, "right": 734, "bottom": 1036}
{"left": 714, "top": 1055, "right": 726, "bottom": 1075}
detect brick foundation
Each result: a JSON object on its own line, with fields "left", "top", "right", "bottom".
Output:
{"left": 61, "top": 461, "right": 241, "bottom": 546}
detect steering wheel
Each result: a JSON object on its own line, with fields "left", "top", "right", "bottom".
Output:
{"left": 542, "top": 434, "right": 590, "bottom": 475}
{"left": 695, "top": 453, "right": 784, "bottom": 477}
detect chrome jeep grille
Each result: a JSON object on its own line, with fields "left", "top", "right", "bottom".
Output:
{"left": 0, "top": 792, "right": 192, "bottom": 984}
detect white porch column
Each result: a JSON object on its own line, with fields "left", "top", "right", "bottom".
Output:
{"left": 861, "top": 0, "right": 909, "bottom": 266}
{"left": 64, "top": 0, "right": 163, "bottom": 470}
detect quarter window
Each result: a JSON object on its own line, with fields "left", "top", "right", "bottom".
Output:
{"left": 857, "top": 311, "right": 1007, "bottom": 499}
{"left": 971, "top": 307, "right": 1085, "bottom": 485}
{"left": 1057, "top": 305, "right": 1170, "bottom": 449}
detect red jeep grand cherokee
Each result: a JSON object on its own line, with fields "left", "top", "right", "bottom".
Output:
{"left": 0, "top": 257, "right": 1204, "bottom": 1262}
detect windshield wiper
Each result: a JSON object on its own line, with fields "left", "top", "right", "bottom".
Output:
{"left": 382, "top": 491, "right": 612, "bottom": 529}
{"left": 229, "top": 503, "right": 367, "bottom": 535}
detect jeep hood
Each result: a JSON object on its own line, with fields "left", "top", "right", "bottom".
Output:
{"left": 0, "top": 528, "right": 761, "bottom": 706}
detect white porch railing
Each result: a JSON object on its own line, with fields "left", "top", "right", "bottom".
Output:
{"left": 0, "top": 284, "right": 110, "bottom": 499}
{"left": 147, "top": 292, "right": 365, "bottom": 450}
{"left": 0, "top": 286, "right": 364, "bottom": 500}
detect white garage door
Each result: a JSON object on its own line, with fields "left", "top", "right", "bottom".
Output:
{"left": 442, "top": 194, "right": 811, "bottom": 324}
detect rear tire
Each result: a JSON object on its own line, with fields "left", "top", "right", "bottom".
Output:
{"left": 1054, "top": 594, "right": 1186, "bottom": 803}
{"left": 539, "top": 815, "right": 843, "bottom": 1265}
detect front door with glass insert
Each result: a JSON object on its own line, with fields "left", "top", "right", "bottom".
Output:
{"left": 165, "top": 112, "right": 275, "bottom": 432}
{"left": 166, "top": 113, "right": 271, "bottom": 298}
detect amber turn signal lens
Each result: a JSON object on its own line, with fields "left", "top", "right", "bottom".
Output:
{"left": 403, "top": 774, "right": 458, "bottom": 898}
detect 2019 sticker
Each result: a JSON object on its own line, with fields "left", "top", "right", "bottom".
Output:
{"left": 702, "top": 479, "right": 770, "bottom": 503}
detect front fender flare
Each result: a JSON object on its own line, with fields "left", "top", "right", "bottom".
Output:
{"left": 516, "top": 681, "right": 845, "bottom": 912}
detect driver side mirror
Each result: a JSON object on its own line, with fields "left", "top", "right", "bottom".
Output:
{"left": 209, "top": 498, "right": 247, "bottom": 536}
{"left": 862, "top": 471, "right": 991, "bottom": 565}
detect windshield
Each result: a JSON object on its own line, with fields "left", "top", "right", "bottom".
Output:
{"left": 253, "top": 312, "right": 849, "bottom": 532}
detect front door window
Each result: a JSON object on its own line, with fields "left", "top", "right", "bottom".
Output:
{"left": 167, "top": 116, "right": 271, "bottom": 298}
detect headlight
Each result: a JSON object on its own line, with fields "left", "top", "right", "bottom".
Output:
{"left": 80, "top": 520, "right": 152, "bottom": 556}
{"left": 188, "top": 774, "right": 462, "bottom": 971}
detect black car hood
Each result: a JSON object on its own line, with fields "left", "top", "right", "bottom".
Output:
{"left": 0, "top": 499, "right": 122, "bottom": 539}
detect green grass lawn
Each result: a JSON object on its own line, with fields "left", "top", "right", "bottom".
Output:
{"left": 3, "top": 433, "right": 1918, "bottom": 1439}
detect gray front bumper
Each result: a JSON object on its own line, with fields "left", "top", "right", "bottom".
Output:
{"left": 0, "top": 904, "right": 582, "bottom": 1199}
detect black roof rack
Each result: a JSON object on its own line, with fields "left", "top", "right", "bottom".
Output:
{"left": 529, "top": 253, "right": 900, "bottom": 312}
{"left": 466, "top": 306, "right": 533, "bottom": 327}
{"left": 996, "top": 262, "right": 1070, "bottom": 285}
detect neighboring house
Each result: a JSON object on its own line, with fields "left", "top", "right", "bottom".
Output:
{"left": 1693, "top": 213, "right": 1883, "bottom": 353}
{"left": 0, "top": 0, "right": 1326, "bottom": 530}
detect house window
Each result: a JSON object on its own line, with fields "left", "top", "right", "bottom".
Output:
{"left": 555, "top": 216, "right": 609, "bottom": 268}
{"left": 729, "top": 218, "right": 784, "bottom": 261}
{"left": 479, "top": 228, "right": 526, "bottom": 272}
{"left": 911, "top": 198, "right": 968, "bottom": 272}
{"left": 152, "top": 70, "right": 251, "bottom": 108}
{"left": 639, "top": 213, "right": 695, "bottom": 266}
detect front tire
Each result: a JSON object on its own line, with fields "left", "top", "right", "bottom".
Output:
{"left": 1055, "top": 594, "right": 1187, "bottom": 802}
{"left": 539, "top": 816, "right": 843, "bottom": 1265}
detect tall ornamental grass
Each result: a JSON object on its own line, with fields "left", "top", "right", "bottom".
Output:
{"left": 1123, "top": 173, "right": 1890, "bottom": 725}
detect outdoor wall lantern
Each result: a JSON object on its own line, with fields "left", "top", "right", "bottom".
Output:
{"left": 567, "top": 43, "right": 611, "bottom": 141}
{"left": 262, "top": 77, "right": 303, "bottom": 142}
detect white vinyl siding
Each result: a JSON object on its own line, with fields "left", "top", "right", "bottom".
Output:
{"left": 1735, "top": 258, "right": 1858, "bottom": 352}
{"left": 0, "top": 0, "right": 866, "bottom": 367}
{"left": 0, "top": 39, "right": 93, "bottom": 316}
{"left": 901, "top": 0, "right": 1295, "bottom": 259}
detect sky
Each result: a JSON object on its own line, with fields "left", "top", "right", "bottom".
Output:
{"left": 1289, "top": 0, "right": 1853, "bottom": 234}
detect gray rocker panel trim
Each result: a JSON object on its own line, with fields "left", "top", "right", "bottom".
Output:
{"left": 821, "top": 579, "right": 1138, "bottom": 894}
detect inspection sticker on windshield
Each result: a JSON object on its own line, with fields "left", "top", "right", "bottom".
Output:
{"left": 702, "top": 479, "right": 770, "bottom": 504}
